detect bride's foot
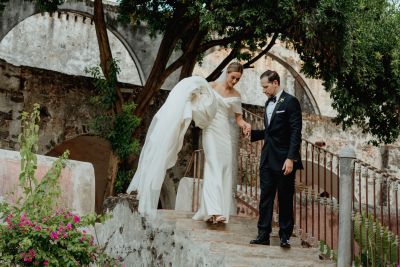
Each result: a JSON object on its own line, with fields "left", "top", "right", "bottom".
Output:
{"left": 215, "top": 215, "right": 226, "bottom": 223}
{"left": 207, "top": 215, "right": 217, "bottom": 224}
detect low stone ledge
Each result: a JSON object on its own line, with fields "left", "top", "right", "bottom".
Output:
{"left": 0, "top": 148, "right": 95, "bottom": 215}
{"left": 103, "top": 192, "right": 139, "bottom": 214}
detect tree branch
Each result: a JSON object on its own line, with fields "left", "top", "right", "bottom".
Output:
{"left": 206, "top": 42, "right": 241, "bottom": 82}
{"left": 93, "top": 0, "right": 124, "bottom": 113}
{"left": 243, "top": 33, "right": 278, "bottom": 68}
{"left": 200, "top": 29, "right": 252, "bottom": 52}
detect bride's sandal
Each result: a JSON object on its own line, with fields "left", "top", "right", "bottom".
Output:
{"left": 215, "top": 215, "right": 226, "bottom": 224}
{"left": 207, "top": 215, "right": 217, "bottom": 224}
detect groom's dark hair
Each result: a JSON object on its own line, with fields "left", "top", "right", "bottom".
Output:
{"left": 260, "top": 70, "right": 280, "bottom": 85}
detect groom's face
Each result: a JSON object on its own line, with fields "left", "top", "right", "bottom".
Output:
{"left": 261, "top": 77, "right": 279, "bottom": 97}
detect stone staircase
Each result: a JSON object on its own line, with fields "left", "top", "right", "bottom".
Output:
{"left": 95, "top": 200, "right": 335, "bottom": 267}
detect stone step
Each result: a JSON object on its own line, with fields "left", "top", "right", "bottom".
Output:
{"left": 174, "top": 218, "right": 303, "bottom": 247}
{"left": 179, "top": 239, "right": 334, "bottom": 266}
{"left": 95, "top": 204, "right": 335, "bottom": 266}
{"left": 156, "top": 210, "right": 335, "bottom": 266}
{"left": 224, "top": 255, "right": 335, "bottom": 267}
{"left": 159, "top": 210, "right": 311, "bottom": 248}
{"left": 210, "top": 241, "right": 320, "bottom": 261}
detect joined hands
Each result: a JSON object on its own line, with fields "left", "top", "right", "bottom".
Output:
{"left": 241, "top": 122, "right": 251, "bottom": 139}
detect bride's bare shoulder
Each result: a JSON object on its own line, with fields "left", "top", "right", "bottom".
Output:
{"left": 232, "top": 88, "right": 241, "bottom": 97}
{"left": 209, "top": 81, "right": 218, "bottom": 89}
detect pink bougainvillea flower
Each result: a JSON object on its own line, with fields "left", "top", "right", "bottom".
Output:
{"left": 29, "top": 249, "right": 36, "bottom": 258}
{"left": 43, "top": 260, "right": 49, "bottom": 266}
{"left": 73, "top": 215, "right": 80, "bottom": 223}
{"left": 66, "top": 223, "right": 72, "bottom": 230}
{"left": 50, "top": 231, "right": 59, "bottom": 240}
{"left": 23, "top": 257, "right": 31, "bottom": 262}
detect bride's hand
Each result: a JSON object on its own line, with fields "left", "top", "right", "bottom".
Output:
{"left": 242, "top": 122, "right": 251, "bottom": 138}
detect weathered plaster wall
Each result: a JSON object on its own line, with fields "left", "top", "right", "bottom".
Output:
{"left": 1, "top": 8, "right": 328, "bottom": 113}
{"left": 193, "top": 42, "right": 334, "bottom": 116}
{"left": 0, "top": 12, "right": 142, "bottom": 85}
{"left": 1, "top": 59, "right": 399, "bottom": 212}
{"left": 0, "top": 148, "right": 95, "bottom": 215}
{"left": 0, "top": 59, "right": 191, "bottom": 210}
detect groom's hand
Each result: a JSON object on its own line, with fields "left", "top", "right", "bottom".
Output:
{"left": 282, "top": 159, "right": 294, "bottom": 175}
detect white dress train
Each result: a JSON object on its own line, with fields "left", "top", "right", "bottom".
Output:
{"left": 126, "top": 76, "right": 217, "bottom": 216}
{"left": 192, "top": 92, "right": 242, "bottom": 223}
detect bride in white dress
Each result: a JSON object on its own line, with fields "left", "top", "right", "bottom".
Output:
{"left": 126, "top": 62, "right": 250, "bottom": 221}
{"left": 193, "top": 62, "right": 250, "bottom": 224}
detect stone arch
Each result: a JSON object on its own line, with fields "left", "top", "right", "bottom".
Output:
{"left": 59, "top": 9, "right": 146, "bottom": 85}
{"left": 0, "top": 0, "right": 154, "bottom": 85}
{"left": 46, "top": 134, "right": 112, "bottom": 214}
{"left": 266, "top": 52, "right": 321, "bottom": 115}
{"left": 201, "top": 46, "right": 322, "bottom": 115}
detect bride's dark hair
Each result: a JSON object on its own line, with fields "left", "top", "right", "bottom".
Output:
{"left": 227, "top": 62, "right": 243, "bottom": 74}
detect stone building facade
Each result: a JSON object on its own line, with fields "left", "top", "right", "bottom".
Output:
{"left": 1, "top": 59, "right": 400, "bottom": 214}
{"left": 1, "top": 0, "right": 399, "bottom": 213}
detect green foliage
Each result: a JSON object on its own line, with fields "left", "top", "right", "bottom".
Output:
{"left": 319, "top": 240, "right": 337, "bottom": 262}
{"left": 16, "top": 103, "right": 70, "bottom": 220}
{"left": 91, "top": 102, "right": 141, "bottom": 160}
{"left": 35, "top": 0, "right": 64, "bottom": 12}
{"left": 0, "top": 104, "right": 117, "bottom": 267}
{"left": 85, "top": 59, "right": 121, "bottom": 110}
{"left": 0, "top": 0, "right": 8, "bottom": 12}
{"left": 353, "top": 212, "right": 398, "bottom": 266}
{"left": 1, "top": 0, "right": 64, "bottom": 13}
{"left": 85, "top": 60, "right": 141, "bottom": 160}
{"left": 117, "top": 0, "right": 400, "bottom": 144}
{"left": 114, "top": 168, "right": 135, "bottom": 194}
{"left": 289, "top": 0, "right": 400, "bottom": 144}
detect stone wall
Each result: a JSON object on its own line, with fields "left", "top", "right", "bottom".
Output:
{"left": 0, "top": 59, "right": 193, "bottom": 210}
{"left": 0, "top": 12, "right": 142, "bottom": 86}
{"left": 0, "top": 148, "right": 95, "bottom": 215}
{"left": 0, "top": 58, "right": 101, "bottom": 153}
{"left": 95, "top": 200, "right": 225, "bottom": 267}
{"left": 1, "top": 59, "right": 399, "bottom": 213}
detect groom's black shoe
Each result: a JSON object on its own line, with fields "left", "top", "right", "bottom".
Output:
{"left": 279, "top": 235, "right": 291, "bottom": 248}
{"left": 250, "top": 233, "right": 270, "bottom": 245}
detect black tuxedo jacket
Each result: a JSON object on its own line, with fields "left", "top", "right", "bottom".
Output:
{"left": 251, "top": 91, "right": 303, "bottom": 171}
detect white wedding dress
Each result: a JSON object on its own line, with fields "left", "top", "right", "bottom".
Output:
{"left": 192, "top": 92, "right": 241, "bottom": 223}
{"left": 127, "top": 76, "right": 241, "bottom": 221}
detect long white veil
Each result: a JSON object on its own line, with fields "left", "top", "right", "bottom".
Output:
{"left": 127, "top": 76, "right": 217, "bottom": 216}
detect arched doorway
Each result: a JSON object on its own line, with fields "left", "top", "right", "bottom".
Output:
{"left": 46, "top": 135, "right": 112, "bottom": 214}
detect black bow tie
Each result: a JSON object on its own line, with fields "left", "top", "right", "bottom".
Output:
{"left": 267, "top": 96, "right": 276, "bottom": 105}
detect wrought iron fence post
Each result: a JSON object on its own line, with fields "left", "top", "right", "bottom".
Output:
{"left": 338, "top": 146, "right": 356, "bottom": 267}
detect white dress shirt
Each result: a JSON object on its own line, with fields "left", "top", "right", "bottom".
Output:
{"left": 266, "top": 89, "right": 283, "bottom": 125}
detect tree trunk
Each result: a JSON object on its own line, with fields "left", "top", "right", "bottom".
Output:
{"left": 93, "top": 0, "right": 123, "bottom": 198}
{"left": 104, "top": 151, "right": 120, "bottom": 199}
{"left": 134, "top": 8, "right": 197, "bottom": 117}
{"left": 179, "top": 58, "right": 197, "bottom": 80}
{"left": 134, "top": 28, "right": 181, "bottom": 117}
{"left": 93, "top": 0, "right": 123, "bottom": 113}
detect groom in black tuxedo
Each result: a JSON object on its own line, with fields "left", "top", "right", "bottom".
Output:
{"left": 249, "top": 70, "right": 303, "bottom": 248}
